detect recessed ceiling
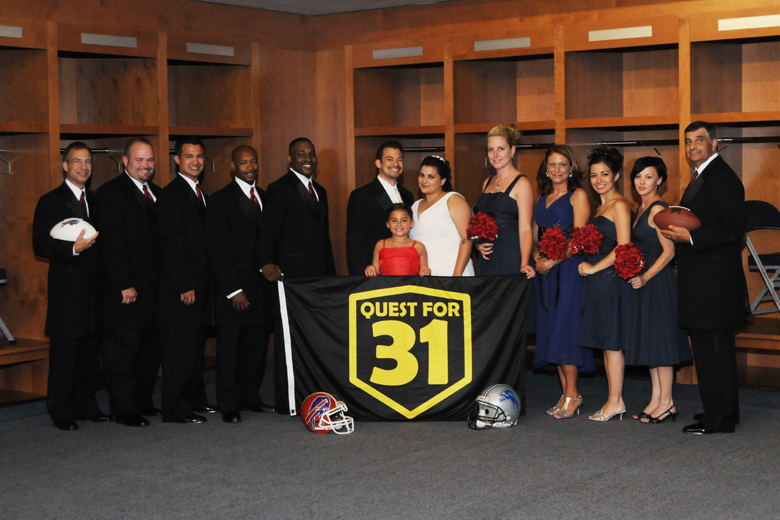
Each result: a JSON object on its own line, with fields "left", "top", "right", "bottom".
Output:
{"left": 193, "top": 0, "right": 462, "bottom": 16}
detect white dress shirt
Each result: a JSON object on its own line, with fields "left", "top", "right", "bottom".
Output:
{"left": 377, "top": 174, "right": 403, "bottom": 204}
{"left": 234, "top": 177, "right": 263, "bottom": 211}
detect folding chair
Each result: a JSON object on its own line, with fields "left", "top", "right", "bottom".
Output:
{"left": 745, "top": 200, "right": 780, "bottom": 316}
{"left": 0, "top": 268, "right": 15, "bottom": 344}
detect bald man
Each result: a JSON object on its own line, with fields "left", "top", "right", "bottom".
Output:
{"left": 205, "top": 146, "right": 274, "bottom": 423}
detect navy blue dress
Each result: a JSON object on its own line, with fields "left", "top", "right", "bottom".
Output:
{"left": 474, "top": 175, "right": 524, "bottom": 276}
{"left": 474, "top": 174, "right": 536, "bottom": 334}
{"left": 623, "top": 201, "right": 693, "bottom": 366}
{"left": 578, "top": 216, "right": 629, "bottom": 352}
{"left": 533, "top": 192, "right": 594, "bottom": 371}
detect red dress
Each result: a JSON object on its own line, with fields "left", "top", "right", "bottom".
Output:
{"left": 379, "top": 240, "right": 421, "bottom": 276}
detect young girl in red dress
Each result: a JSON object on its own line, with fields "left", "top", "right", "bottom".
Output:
{"left": 365, "top": 203, "right": 432, "bottom": 277}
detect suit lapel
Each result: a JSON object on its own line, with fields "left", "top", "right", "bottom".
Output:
{"left": 288, "top": 170, "right": 321, "bottom": 223}
{"left": 61, "top": 183, "right": 88, "bottom": 221}
{"left": 122, "top": 173, "right": 154, "bottom": 215}
{"left": 232, "top": 180, "right": 260, "bottom": 224}
{"left": 372, "top": 178, "right": 394, "bottom": 214}
{"left": 681, "top": 156, "right": 722, "bottom": 206}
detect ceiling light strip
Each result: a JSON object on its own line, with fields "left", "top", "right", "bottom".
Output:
{"left": 81, "top": 33, "right": 138, "bottom": 48}
{"left": 589, "top": 25, "right": 652, "bottom": 42}
{"left": 474, "top": 37, "right": 530, "bottom": 52}
{"left": 373, "top": 46, "right": 423, "bottom": 60}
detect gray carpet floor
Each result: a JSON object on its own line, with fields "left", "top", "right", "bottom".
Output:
{"left": 1, "top": 366, "right": 779, "bottom": 520}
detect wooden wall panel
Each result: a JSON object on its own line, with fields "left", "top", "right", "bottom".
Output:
{"left": 691, "top": 41, "right": 742, "bottom": 114}
{"left": 256, "top": 47, "right": 316, "bottom": 187}
{"left": 0, "top": 133, "right": 52, "bottom": 340}
{"left": 0, "top": 50, "right": 49, "bottom": 125}
{"left": 623, "top": 48, "right": 679, "bottom": 118}
{"left": 565, "top": 51, "right": 623, "bottom": 119}
{"left": 58, "top": 57, "right": 159, "bottom": 126}
{"left": 315, "top": 49, "right": 348, "bottom": 275}
{"left": 517, "top": 58, "right": 555, "bottom": 122}
{"left": 742, "top": 41, "right": 780, "bottom": 113}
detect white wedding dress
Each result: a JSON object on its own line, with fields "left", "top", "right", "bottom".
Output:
{"left": 410, "top": 192, "right": 475, "bottom": 277}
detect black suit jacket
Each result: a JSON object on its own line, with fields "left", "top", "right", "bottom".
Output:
{"left": 156, "top": 175, "right": 212, "bottom": 328}
{"left": 677, "top": 155, "right": 748, "bottom": 330}
{"left": 346, "top": 177, "right": 414, "bottom": 275}
{"left": 258, "top": 170, "right": 336, "bottom": 278}
{"left": 32, "top": 182, "right": 100, "bottom": 338}
{"left": 95, "top": 173, "right": 162, "bottom": 328}
{"left": 205, "top": 180, "right": 265, "bottom": 328}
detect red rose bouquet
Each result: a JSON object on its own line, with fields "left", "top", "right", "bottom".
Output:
{"left": 613, "top": 242, "right": 645, "bottom": 280}
{"left": 467, "top": 212, "right": 498, "bottom": 244}
{"left": 569, "top": 224, "right": 603, "bottom": 255}
{"left": 538, "top": 226, "right": 568, "bottom": 260}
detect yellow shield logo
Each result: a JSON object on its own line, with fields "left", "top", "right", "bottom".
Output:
{"left": 349, "top": 285, "right": 472, "bottom": 419}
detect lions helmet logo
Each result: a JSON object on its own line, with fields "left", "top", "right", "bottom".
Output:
{"left": 499, "top": 389, "right": 518, "bottom": 410}
{"left": 305, "top": 394, "right": 333, "bottom": 430}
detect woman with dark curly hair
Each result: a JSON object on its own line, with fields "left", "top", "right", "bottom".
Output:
{"left": 578, "top": 147, "right": 632, "bottom": 422}
{"left": 532, "top": 145, "right": 594, "bottom": 419}
{"left": 623, "top": 156, "right": 692, "bottom": 423}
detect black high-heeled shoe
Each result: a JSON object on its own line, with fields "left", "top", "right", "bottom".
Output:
{"left": 633, "top": 411, "right": 652, "bottom": 421}
{"left": 647, "top": 406, "right": 678, "bottom": 424}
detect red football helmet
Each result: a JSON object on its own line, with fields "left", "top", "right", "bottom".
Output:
{"left": 300, "top": 392, "right": 354, "bottom": 435}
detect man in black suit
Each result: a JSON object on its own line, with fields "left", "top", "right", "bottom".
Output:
{"left": 259, "top": 138, "right": 336, "bottom": 414}
{"left": 205, "top": 145, "right": 274, "bottom": 423}
{"left": 95, "top": 137, "right": 161, "bottom": 427}
{"left": 157, "top": 137, "right": 214, "bottom": 424}
{"left": 32, "top": 142, "right": 111, "bottom": 431}
{"left": 346, "top": 141, "right": 414, "bottom": 275}
{"left": 661, "top": 121, "right": 748, "bottom": 435}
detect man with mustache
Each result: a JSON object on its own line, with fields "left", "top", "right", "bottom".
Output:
{"left": 259, "top": 138, "right": 336, "bottom": 414}
{"left": 205, "top": 145, "right": 274, "bottom": 423}
{"left": 95, "top": 137, "right": 162, "bottom": 427}
{"left": 157, "top": 137, "right": 215, "bottom": 424}
{"left": 346, "top": 141, "right": 413, "bottom": 275}
{"left": 32, "top": 141, "right": 109, "bottom": 430}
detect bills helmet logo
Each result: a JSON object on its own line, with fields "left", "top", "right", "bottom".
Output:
{"left": 499, "top": 389, "right": 518, "bottom": 409}
{"left": 305, "top": 394, "right": 333, "bottom": 430}
{"left": 60, "top": 219, "right": 81, "bottom": 227}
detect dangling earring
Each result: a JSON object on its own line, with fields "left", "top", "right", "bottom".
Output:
{"left": 656, "top": 185, "right": 660, "bottom": 191}
{"left": 569, "top": 172, "right": 573, "bottom": 178}
{"left": 546, "top": 172, "right": 550, "bottom": 178}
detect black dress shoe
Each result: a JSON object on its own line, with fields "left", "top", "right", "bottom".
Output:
{"left": 194, "top": 406, "right": 217, "bottom": 414}
{"left": 682, "top": 422, "right": 735, "bottom": 435}
{"left": 175, "top": 414, "right": 207, "bottom": 424}
{"left": 138, "top": 407, "right": 162, "bottom": 417}
{"left": 241, "top": 403, "right": 275, "bottom": 414}
{"left": 116, "top": 412, "right": 150, "bottom": 427}
{"left": 55, "top": 420, "right": 78, "bottom": 431}
{"left": 87, "top": 413, "right": 113, "bottom": 423}
{"left": 222, "top": 410, "right": 242, "bottom": 423}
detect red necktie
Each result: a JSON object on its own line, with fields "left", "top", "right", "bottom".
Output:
{"left": 143, "top": 184, "right": 154, "bottom": 202}
{"left": 196, "top": 184, "right": 204, "bottom": 205}
{"left": 79, "top": 191, "right": 88, "bottom": 217}
{"left": 690, "top": 169, "right": 699, "bottom": 186}
{"left": 250, "top": 187, "right": 262, "bottom": 213}
{"left": 308, "top": 181, "right": 318, "bottom": 205}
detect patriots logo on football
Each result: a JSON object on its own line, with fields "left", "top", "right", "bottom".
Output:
{"left": 499, "top": 389, "right": 518, "bottom": 409}
{"left": 305, "top": 395, "right": 333, "bottom": 430}
{"left": 60, "top": 219, "right": 81, "bottom": 227}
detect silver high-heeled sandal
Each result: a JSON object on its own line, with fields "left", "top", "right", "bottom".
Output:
{"left": 554, "top": 396, "right": 583, "bottom": 420}
{"left": 588, "top": 404, "right": 626, "bottom": 422}
{"left": 547, "top": 394, "right": 565, "bottom": 416}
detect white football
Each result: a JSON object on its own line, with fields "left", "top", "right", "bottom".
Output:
{"left": 49, "top": 218, "right": 97, "bottom": 241}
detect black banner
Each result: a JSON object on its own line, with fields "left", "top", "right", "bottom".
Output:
{"left": 280, "top": 276, "right": 531, "bottom": 421}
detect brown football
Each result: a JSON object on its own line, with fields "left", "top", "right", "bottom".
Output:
{"left": 653, "top": 206, "right": 701, "bottom": 231}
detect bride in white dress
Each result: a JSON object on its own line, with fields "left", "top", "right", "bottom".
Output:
{"left": 409, "top": 156, "right": 474, "bottom": 276}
